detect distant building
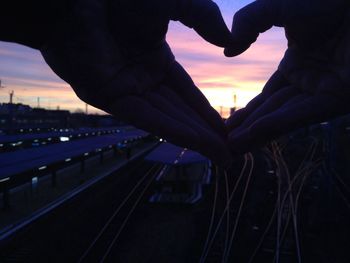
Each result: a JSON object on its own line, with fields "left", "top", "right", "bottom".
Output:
{"left": 0, "top": 103, "right": 32, "bottom": 114}
{"left": 0, "top": 103, "right": 124, "bottom": 134}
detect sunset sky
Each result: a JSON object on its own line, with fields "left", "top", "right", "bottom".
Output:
{"left": 0, "top": 0, "right": 287, "bottom": 117}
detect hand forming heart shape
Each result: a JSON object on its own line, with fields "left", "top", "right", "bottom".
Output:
{"left": 1, "top": 0, "right": 350, "bottom": 166}
{"left": 39, "top": 0, "right": 234, "bottom": 166}
{"left": 224, "top": 0, "right": 350, "bottom": 153}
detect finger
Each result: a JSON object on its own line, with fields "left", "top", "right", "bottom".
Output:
{"left": 145, "top": 91, "right": 232, "bottom": 166}
{"left": 157, "top": 86, "right": 212, "bottom": 131}
{"left": 152, "top": 87, "right": 235, "bottom": 166}
{"left": 226, "top": 70, "right": 289, "bottom": 130}
{"left": 231, "top": 86, "right": 300, "bottom": 134}
{"left": 226, "top": 95, "right": 267, "bottom": 131}
{"left": 229, "top": 93, "right": 349, "bottom": 153}
{"left": 228, "top": 94, "right": 311, "bottom": 153}
{"left": 224, "top": 0, "right": 348, "bottom": 57}
{"left": 109, "top": 95, "right": 232, "bottom": 166}
{"left": 164, "top": 61, "right": 227, "bottom": 138}
{"left": 224, "top": 0, "right": 277, "bottom": 57}
{"left": 146, "top": 0, "right": 232, "bottom": 47}
{"left": 185, "top": 0, "right": 233, "bottom": 47}
{"left": 284, "top": 0, "right": 349, "bottom": 50}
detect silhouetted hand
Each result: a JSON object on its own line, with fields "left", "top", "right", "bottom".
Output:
{"left": 38, "top": 0, "right": 233, "bottom": 165}
{"left": 224, "top": 0, "right": 350, "bottom": 153}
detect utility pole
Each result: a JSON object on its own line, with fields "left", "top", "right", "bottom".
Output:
{"left": 37, "top": 97, "right": 40, "bottom": 108}
{"left": 9, "top": 90, "right": 14, "bottom": 104}
{"left": 233, "top": 93, "right": 237, "bottom": 108}
{"left": 85, "top": 103, "right": 88, "bottom": 115}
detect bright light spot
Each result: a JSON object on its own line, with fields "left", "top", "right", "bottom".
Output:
{"left": 60, "top": 136, "right": 70, "bottom": 142}
{"left": 39, "top": 166, "right": 47, "bottom": 170}
{"left": 11, "top": 141, "right": 23, "bottom": 146}
{"left": 65, "top": 158, "right": 71, "bottom": 162}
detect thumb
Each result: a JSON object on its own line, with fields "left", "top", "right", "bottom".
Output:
{"left": 224, "top": 0, "right": 280, "bottom": 57}
{"left": 177, "top": 0, "right": 233, "bottom": 47}
{"left": 224, "top": 0, "right": 349, "bottom": 57}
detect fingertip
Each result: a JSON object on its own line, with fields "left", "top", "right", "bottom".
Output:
{"left": 216, "top": 118, "right": 229, "bottom": 137}
{"left": 225, "top": 108, "right": 247, "bottom": 131}
{"left": 223, "top": 48, "right": 235, "bottom": 58}
{"left": 224, "top": 47, "right": 238, "bottom": 57}
{"left": 225, "top": 115, "right": 234, "bottom": 127}
{"left": 224, "top": 43, "right": 251, "bottom": 57}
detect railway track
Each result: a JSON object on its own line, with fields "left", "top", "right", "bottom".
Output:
{"left": 252, "top": 139, "right": 321, "bottom": 263}
{"left": 199, "top": 136, "right": 325, "bottom": 263}
{"left": 78, "top": 163, "right": 163, "bottom": 262}
{"left": 0, "top": 158, "right": 162, "bottom": 262}
{"left": 200, "top": 153, "right": 255, "bottom": 263}
{"left": 2, "top": 134, "right": 349, "bottom": 262}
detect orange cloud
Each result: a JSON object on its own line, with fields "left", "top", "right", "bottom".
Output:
{"left": 167, "top": 21, "right": 287, "bottom": 114}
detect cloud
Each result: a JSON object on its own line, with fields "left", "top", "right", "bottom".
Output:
{"left": 167, "top": 20, "right": 286, "bottom": 107}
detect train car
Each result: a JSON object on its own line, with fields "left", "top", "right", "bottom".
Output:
{"left": 145, "top": 143, "right": 211, "bottom": 204}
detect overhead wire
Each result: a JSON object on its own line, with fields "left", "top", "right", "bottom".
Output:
{"left": 222, "top": 153, "right": 254, "bottom": 263}
{"left": 200, "top": 154, "right": 250, "bottom": 262}
{"left": 199, "top": 166, "right": 220, "bottom": 263}
{"left": 78, "top": 164, "right": 161, "bottom": 263}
